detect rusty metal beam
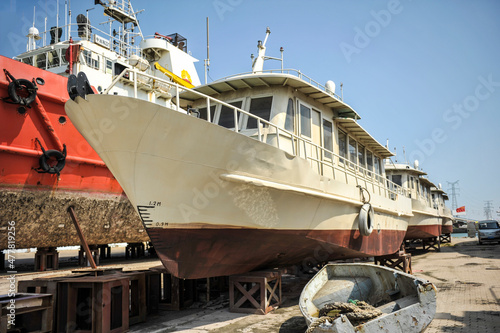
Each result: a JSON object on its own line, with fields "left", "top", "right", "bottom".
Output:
{"left": 67, "top": 205, "right": 97, "bottom": 269}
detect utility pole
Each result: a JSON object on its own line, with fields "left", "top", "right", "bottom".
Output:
{"left": 484, "top": 201, "right": 494, "bottom": 220}
{"left": 447, "top": 180, "right": 460, "bottom": 213}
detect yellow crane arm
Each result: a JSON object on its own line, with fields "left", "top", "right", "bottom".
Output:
{"left": 154, "top": 62, "right": 194, "bottom": 89}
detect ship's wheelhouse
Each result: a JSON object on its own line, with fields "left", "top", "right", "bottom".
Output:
{"left": 181, "top": 73, "right": 394, "bottom": 189}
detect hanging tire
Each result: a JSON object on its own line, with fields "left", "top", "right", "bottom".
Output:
{"left": 7, "top": 79, "right": 37, "bottom": 106}
{"left": 38, "top": 149, "right": 66, "bottom": 174}
{"left": 359, "top": 203, "right": 374, "bottom": 236}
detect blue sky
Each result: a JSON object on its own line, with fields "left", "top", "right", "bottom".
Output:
{"left": 1, "top": 0, "right": 499, "bottom": 220}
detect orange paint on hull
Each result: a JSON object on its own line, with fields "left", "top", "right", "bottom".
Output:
{"left": 0, "top": 56, "right": 148, "bottom": 249}
{"left": 0, "top": 55, "right": 121, "bottom": 193}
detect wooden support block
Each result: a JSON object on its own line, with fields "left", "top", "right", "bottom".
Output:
{"left": 0, "top": 293, "right": 53, "bottom": 333}
{"left": 98, "top": 245, "right": 112, "bottom": 260}
{"left": 78, "top": 245, "right": 100, "bottom": 267}
{"left": 374, "top": 251, "right": 412, "bottom": 275}
{"left": 125, "top": 243, "right": 145, "bottom": 259}
{"left": 440, "top": 233, "right": 451, "bottom": 244}
{"left": 149, "top": 266, "right": 196, "bottom": 311}
{"left": 35, "top": 247, "right": 59, "bottom": 272}
{"left": 120, "top": 271, "right": 147, "bottom": 325}
{"left": 422, "top": 237, "right": 441, "bottom": 252}
{"left": 229, "top": 270, "right": 282, "bottom": 315}
{"left": 57, "top": 275, "right": 129, "bottom": 333}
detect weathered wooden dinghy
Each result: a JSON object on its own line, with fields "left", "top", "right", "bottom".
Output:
{"left": 299, "top": 263, "right": 436, "bottom": 332}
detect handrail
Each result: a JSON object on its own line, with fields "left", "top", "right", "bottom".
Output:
{"left": 103, "top": 67, "right": 408, "bottom": 200}
{"left": 214, "top": 69, "right": 343, "bottom": 101}
{"left": 14, "top": 22, "right": 142, "bottom": 58}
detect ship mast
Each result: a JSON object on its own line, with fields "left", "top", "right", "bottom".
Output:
{"left": 95, "top": 0, "right": 143, "bottom": 55}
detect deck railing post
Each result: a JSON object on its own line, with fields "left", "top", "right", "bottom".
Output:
{"left": 175, "top": 86, "right": 180, "bottom": 111}
{"left": 207, "top": 98, "right": 211, "bottom": 122}
{"left": 234, "top": 108, "right": 239, "bottom": 132}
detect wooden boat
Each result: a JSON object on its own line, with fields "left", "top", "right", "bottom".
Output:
{"left": 299, "top": 263, "right": 436, "bottom": 332}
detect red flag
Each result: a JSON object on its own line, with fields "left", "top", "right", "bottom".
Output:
{"left": 456, "top": 206, "right": 465, "bottom": 213}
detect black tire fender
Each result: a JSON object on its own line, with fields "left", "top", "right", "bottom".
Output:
{"left": 359, "top": 203, "right": 374, "bottom": 236}
{"left": 39, "top": 149, "right": 66, "bottom": 174}
{"left": 7, "top": 79, "right": 37, "bottom": 106}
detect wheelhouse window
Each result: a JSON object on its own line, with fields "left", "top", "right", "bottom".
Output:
{"left": 36, "top": 53, "right": 47, "bottom": 69}
{"left": 218, "top": 100, "right": 243, "bottom": 128}
{"left": 106, "top": 59, "right": 113, "bottom": 74}
{"left": 300, "top": 104, "right": 311, "bottom": 137}
{"left": 392, "top": 175, "right": 402, "bottom": 186}
{"left": 284, "top": 98, "right": 294, "bottom": 132}
{"left": 366, "top": 151, "right": 374, "bottom": 172}
{"left": 47, "top": 50, "right": 60, "bottom": 68}
{"left": 348, "top": 137, "right": 357, "bottom": 165}
{"left": 338, "top": 130, "right": 347, "bottom": 163}
{"left": 247, "top": 96, "right": 272, "bottom": 129}
{"left": 82, "top": 50, "right": 100, "bottom": 70}
{"left": 322, "top": 119, "right": 333, "bottom": 159}
{"left": 198, "top": 105, "right": 216, "bottom": 122}
{"left": 358, "top": 144, "right": 366, "bottom": 169}
{"left": 374, "top": 156, "right": 381, "bottom": 175}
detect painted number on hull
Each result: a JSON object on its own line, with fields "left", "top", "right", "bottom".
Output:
{"left": 149, "top": 201, "right": 161, "bottom": 206}
{"left": 137, "top": 205, "right": 168, "bottom": 228}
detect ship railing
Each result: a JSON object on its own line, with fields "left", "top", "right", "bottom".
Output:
{"left": 104, "top": 67, "right": 407, "bottom": 201}
{"left": 16, "top": 21, "right": 141, "bottom": 60}
{"left": 215, "top": 69, "right": 343, "bottom": 101}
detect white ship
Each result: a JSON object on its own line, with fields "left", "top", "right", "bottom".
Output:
{"left": 431, "top": 186, "right": 454, "bottom": 235}
{"left": 385, "top": 162, "right": 442, "bottom": 240}
{"left": 65, "top": 28, "right": 412, "bottom": 279}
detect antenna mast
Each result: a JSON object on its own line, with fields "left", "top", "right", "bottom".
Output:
{"left": 204, "top": 17, "right": 210, "bottom": 84}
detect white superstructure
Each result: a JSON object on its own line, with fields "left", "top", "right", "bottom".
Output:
{"left": 14, "top": 0, "right": 200, "bottom": 104}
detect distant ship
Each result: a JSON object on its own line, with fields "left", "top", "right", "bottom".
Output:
{"left": 431, "top": 186, "right": 454, "bottom": 236}
{"left": 0, "top": 0, "right": 200, "bottom": 250}
{"left": 66, "top": 27, "right": 412, "bottom": 278}
{"left": 385, "top": 162, "right": 442, "bottom": 240}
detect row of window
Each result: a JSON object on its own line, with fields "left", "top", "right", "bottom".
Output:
{"left": 338, "top": 130, "right": 381, "bottom": 174}
{"left": 389, "top": 173, "right": 435, "bottom": 203}
{"left": 20, "top": 48, "right": 69, "bottom": 69}
{"left": 197, "top": 95, "right": 382, "bottom": 176}
{"left": 197, "top": 96, "right": 273, "bottom": 130}
{"left": 19, "top": 48, "right": 114, "bottom": 74}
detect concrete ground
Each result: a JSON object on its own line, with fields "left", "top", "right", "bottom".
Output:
{"left": 1, "top": 236, "right": 499, "bottom": 332}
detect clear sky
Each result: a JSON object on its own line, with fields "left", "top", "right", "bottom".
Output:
{"left": 1, "top": 0, "right": 499, "bottom": 220}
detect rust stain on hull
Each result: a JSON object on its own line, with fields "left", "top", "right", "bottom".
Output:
{"left": 147, "top": 227, "right": 406, "bottom": 279}
{"left": 405, "top": 225, "right": 442, "bottom": 240}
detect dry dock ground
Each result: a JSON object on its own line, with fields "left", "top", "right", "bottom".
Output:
{"left": 1, "top": 237, "right": 499, "bottom": 332}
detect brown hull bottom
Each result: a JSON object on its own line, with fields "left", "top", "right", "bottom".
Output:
{"left": 147, "top": 227, "right": 407, "bottom": 279}
{"left": 442, "top": 225, "right": 453, "bottom": 234}
{"left": 405, "top": 225, "right": 442, "bottom": 240}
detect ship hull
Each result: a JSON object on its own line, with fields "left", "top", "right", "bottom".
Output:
{"left": 149, "top": 227, "right": 406, "bottom": 279}
{"left": 441, "top": 208, "right": 454, "bottom": 234}
{"left": 66, "top": 94, "right": 411, "bottom": 278}
{"left": 406, "top": 200, "right": 442, "bottom": 240}
{"left": 0, "top": 55, "right": 147, "bottom": 249}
